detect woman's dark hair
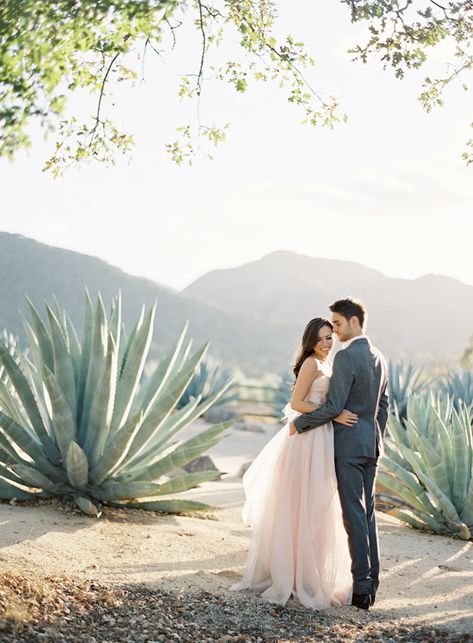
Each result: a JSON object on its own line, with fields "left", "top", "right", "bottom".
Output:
{"left": 330, "top": 297, "right": 367, "bottom": 328}
{"left": 293, "top": 317, "right": 333, "bottom": 380}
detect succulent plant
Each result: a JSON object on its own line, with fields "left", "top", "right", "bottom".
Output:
{"left": 388, "top": 359, "right": 426, "bottom": 422}
{"left": 0, "top": 294, "right": 231, "bottom": 517}
{"left": 176, "top": 358, "right": 236, "bottom": 411}
{"left": 439, "top": 370, "right": 473, "bottom": 411}
{"left": 378, "top": 393, "right": 473, "bottom": 540}
{"left": 271, "top": 370, "right": 293, "bottom": 412}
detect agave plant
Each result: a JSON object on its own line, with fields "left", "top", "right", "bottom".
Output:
{"left": 176, "top": 358, "right": 236, "bottom": 411}
{"left": 0, "top": 330, "right": 19, "bottom": 385}
{"left": 0, "top": 294, "right": 232, "bottom": 517}
{"left": 439, "top": 370, "right": 473, "bottom": 411}
{"left": 388, "top": 359, "right": 426, "bottom": 422}
{"left": 271, "top": 370, "right": 293, "bottom": 410}
{"left": 378, "top": 393, "right": 473, "bottom": 540}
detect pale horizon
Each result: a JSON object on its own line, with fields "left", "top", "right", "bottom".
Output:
{"left": 1, "top": 1, "right": 472, "bottom": 291}
{"left": 1, "top": 228, "right": 472, "bottom": 292}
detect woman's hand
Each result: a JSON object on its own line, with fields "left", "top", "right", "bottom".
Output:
{"left": 334, "top": 409, "right": 358, "bottom": 426}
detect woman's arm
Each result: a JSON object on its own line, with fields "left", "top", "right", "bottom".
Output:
{"left": 290, "top": 358, "right": 319, "bottom": 413}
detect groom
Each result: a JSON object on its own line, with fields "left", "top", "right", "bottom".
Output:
{"left": 289, "top": 297, "right": 389, "bottom": 610}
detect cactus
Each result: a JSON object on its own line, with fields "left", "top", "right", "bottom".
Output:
{"left": 0, "top": 294, "right": 231, "bottom": 516}
{"left": 176, "top": 358, "right": 236, "bottom": 411}
{"left": 439, "top": 370, "right": 473, "bottom": 411}
{"left": 388, "top": 360, "right": 426, "bottom": 422}
{"left": 378, "top": 394, "right": 473, "bottom": 540}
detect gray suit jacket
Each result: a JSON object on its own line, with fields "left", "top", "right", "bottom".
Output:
{"left": 293, "top": 337, "right": 389, "bottom": 458}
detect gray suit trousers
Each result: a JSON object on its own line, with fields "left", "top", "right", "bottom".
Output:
{"left": 335, "top": 456, "right": 380, "bottom": 596}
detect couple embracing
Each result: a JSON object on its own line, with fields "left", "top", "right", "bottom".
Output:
{"left": 231, "top": 297, "right": 389, "bottom": 611}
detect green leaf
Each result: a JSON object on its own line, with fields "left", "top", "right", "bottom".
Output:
{"left": 74, "top": 495, "right": 101, "bottom": 517}
{"left": 108, "top": 498, "right": 212, "bottom": 513}
{"left": 110, "top": 304, "right": 155, "bottom": 432}
{"left": 66, "top": 441, "right": 89, "bottom": 489}
{"left": 0, "top": 342, "right": 60, "bottom": 462}
{"left": 84, "top": 333, "right": 118, "bottom": 467}
{"left": 0, "top": 476, "right": 45, "bottom": 501}
{"left": 89, "top": 411, "right": 143, "bottom": 485}
{"left": 11, "top": 464, "right": 65, "bottom": 493}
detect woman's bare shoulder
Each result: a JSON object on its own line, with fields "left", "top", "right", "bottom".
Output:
{"left": 299, "top": 356, "right": 322, "bottom": 377}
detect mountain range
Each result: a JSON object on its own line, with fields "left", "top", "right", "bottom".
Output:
{"left": 0, "top": 233, "right": 471, "bottom": 376}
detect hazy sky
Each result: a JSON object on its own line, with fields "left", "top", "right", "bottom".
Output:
{"left": 1, "top": 1, "right": 472, "bottom": 290}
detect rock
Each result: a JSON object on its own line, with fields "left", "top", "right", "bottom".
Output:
{"left": 183, "top": 455, "right": 220, "bottom": 475}
{"left": 237, "top": 461, "right": 253, "bottom": 478}
{"left": 204, "top": 406, "right": 240, "bottom": 424}
{"left": 233, "top": 421, "right": 265, "bottom": 433}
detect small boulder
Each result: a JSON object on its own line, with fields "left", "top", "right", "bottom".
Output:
{"left": 204, "top": 406, "right": 239, "bottom": 423}
{"left": 184, "top": 455, "right": 220, "bottom": 475}
{"left": 237, "top": 461, "right": 253, "bottom": 478}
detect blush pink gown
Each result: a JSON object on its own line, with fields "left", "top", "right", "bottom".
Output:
{"left": 231, "top": 365, "right": 352, "bottom": 609}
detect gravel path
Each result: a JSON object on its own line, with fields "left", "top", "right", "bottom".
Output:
{"left": 1, "top": 571, "right": 472, "bottom": 643}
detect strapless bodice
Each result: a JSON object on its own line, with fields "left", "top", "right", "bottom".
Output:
{"left": 306, "top": 374, "right": 329, "bottom": 405}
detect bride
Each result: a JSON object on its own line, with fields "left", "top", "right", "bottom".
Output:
{"left": 231, "top": 317, "right": 355, "bottom": 609}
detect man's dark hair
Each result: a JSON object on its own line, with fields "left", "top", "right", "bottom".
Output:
{"left": 330, "top": 297, "right": 367, "bottom": 328}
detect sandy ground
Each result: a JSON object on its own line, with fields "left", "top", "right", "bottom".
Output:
{"left": 1, "top": 422, "right": 472, "bottom": 636}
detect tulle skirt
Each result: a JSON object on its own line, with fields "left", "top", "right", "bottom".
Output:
{"left": 231, "top": 407, "right": 352, "bottom": 609}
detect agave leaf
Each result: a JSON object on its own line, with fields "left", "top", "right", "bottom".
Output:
{"left": 95, "top": 480, "right": 166, "bottom": 501}
{"left": 110, "top": 304, "right": 155, "bottom": 433}
{"left": 84, "top": 334, "right": 117, "bottom": 467}
{"left": 89, "top": 411, "right": 143, "bottom": 485}
{"left": 387, "top": 413, "right": 409, "bottom": 448}
{"left": 108, "top": 498, "right": 211, "bottom": 513}
{"left": 0, "top": 379, "right": 26, "bottom": 426}
{"left": 0, "top": 446, "right": 20, "bottom": 466}
{"left": 461, "top": 476, "right": 473, "bottom": 526}
{"left": 450, "top": 408, "right": 471, "bottom": 514}
{"left": 11, "top": 464, "right": 66, "bottom": 493}
{"left": 385, "top": 508, "right": 448, "bottom": 533}
{"left": 132, "top": 421, "right": 231, "bottom": 481}
{"left": 79, "top": 295, "right": 107, "bottom": 444}
{"left": 109, "top": 294, "right": 122, "bottom": 348}
{"left": 123, "top": 344, "right": 209, "bottom": 468}
{"left": 0, "top": 463, "right": 26, "bottom": 484}
{"left": 405, "top": 420, "right": 451, "bottom": 498}
{"left": 380, "top": 454, "right": 440, "bottom": 516}
{"left": 125, "top": 398, "right": 202, "bottom": 474}
{"left": 118, "top": 304, "right": 144, "bottom": 378}
{"left": 151, "top": 470, "right": 221, "bottom": 496}
{"left": 404, "top": 458, "right": 463, "bottom": 525}
{"left": 377, "top": 470, "right": 441, "bottom": 519}
{"left": 25, "top": 297, "right": 54, "bottom": 372}
{"left": 132, "top": 381, "right": 234, "bottom": 473}
{"left": 136, "top": 324, "right": 189, "bottom": 414}
{"left": 0, "top": 412, "right": 64, "bottom": 481}
{"left": 0, "top": 343, "right": 60, "bottom": 462}
{"left": 74, "top": 495, "right": 102, "bottom": 517}
{"left": 174, "top": 339, "right": 193, "bottom": 374}
{"left": 43, "top": 369, "right": 76, "bottom": 460}
{"left": 66, "top": 441, "right": 89, "bottom": 489}
{"left": 77, "top": 292, "right": 94, "bottom": 438}
{"left": 64, "top": 313, "right": 81, "bottom": 387}
{"left": 429, "top": 409, "right": 454, "bottom": 491}
{"left": 383, "top": 440, "right": 412, "bottom": 472}
{"left": 0, "top": 476, "right": 46, "bottom": 500}
{"left": 20, "top": 316, "right": 42, "bottom": 373}
{"left": 0, "top": 430, "right": 35, "bottom": 466}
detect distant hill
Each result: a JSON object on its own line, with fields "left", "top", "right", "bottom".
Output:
{"left": 2, "top": 236, "right": 470, "bottom": 376}
{"left": 0, "top": 233, "right": 295, "bottom": 375}
{"left": 184, "top": 250, "right": 473, "bottom": 361}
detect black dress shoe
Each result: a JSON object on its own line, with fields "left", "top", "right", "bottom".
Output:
{"left": 351, "top": 593, "right": 371, "bottom": 610}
